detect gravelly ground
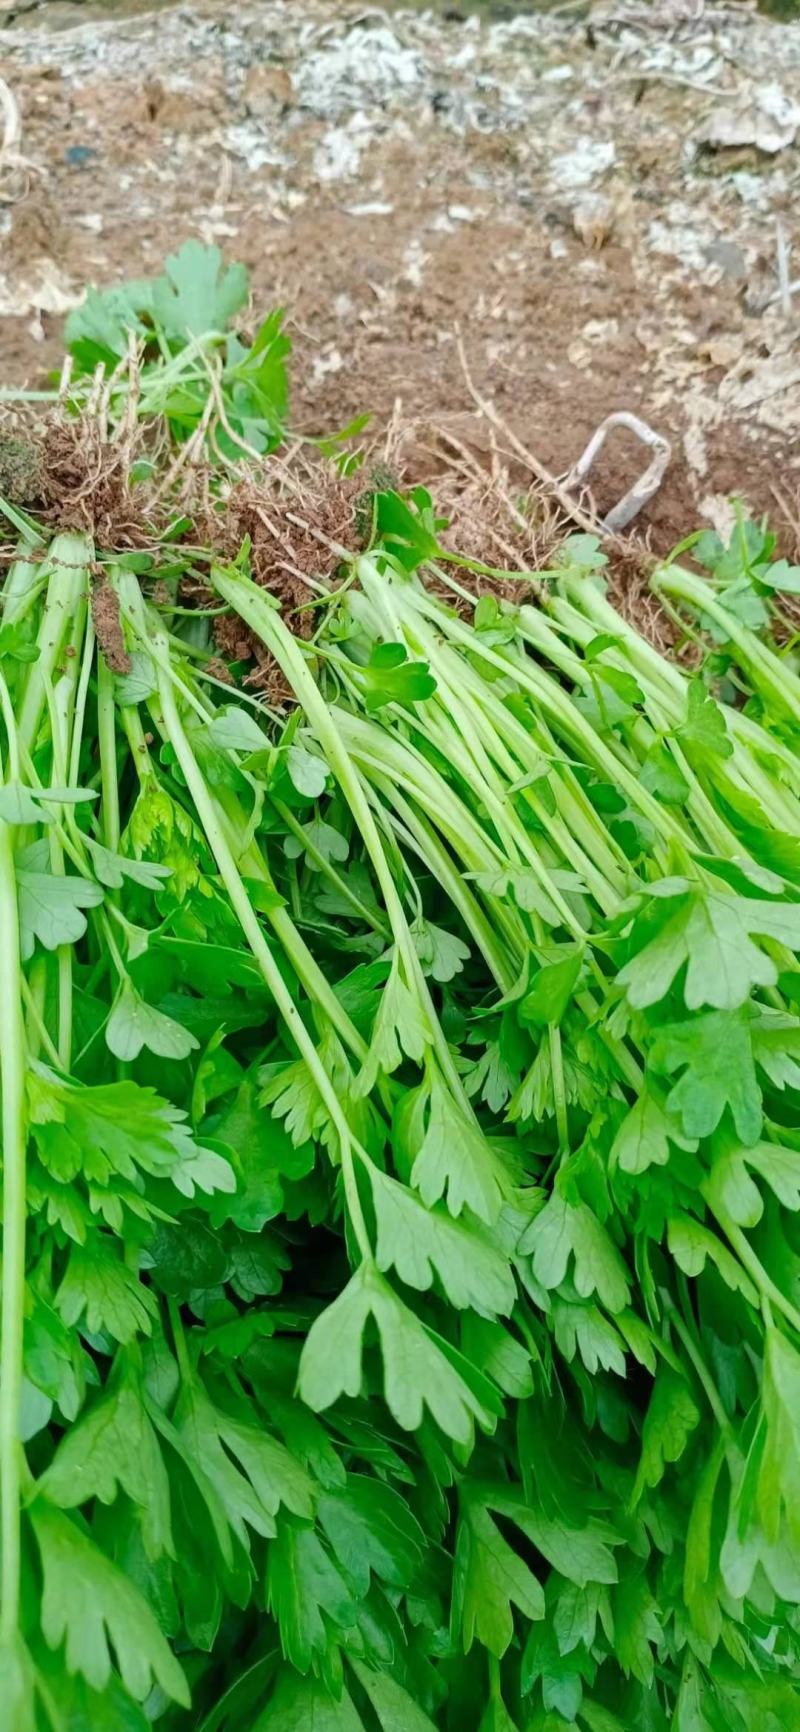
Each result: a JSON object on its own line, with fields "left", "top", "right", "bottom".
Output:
{"left": 2, "top": 0, "right": 800, "bottom": 546}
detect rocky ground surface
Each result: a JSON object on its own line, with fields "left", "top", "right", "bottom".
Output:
{"left": 2, "top": 0, "right": 800, "bottom": 547}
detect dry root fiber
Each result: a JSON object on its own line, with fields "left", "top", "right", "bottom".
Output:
{"left": 198, "top": 464, "right": 362, "bottom": 700}
{"left": 0, "top": 412, "right": 160, "bottom": 552}
{"left": 40, "top": 417, "right": 155, "bottom": 548}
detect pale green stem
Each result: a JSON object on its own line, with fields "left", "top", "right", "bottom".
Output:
{"left": 154, "top": 643, "right": 372, "bottom": 1260}
{"left": 210, "top": 567, "right": 470, "bottom": 1107}
{"left": 0, "top": 809, "right": 28, "bottom": 1641}
{"left": 97, "top": 655, "right": 121, "bottom": 853}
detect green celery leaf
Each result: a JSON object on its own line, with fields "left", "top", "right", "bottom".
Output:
{"left": 674, "top": 679, "right": 733, "bottom": 759}
{"left": 520, "top": 948, "right": 584, "bottom": 1027}
{"left": 65, "top": 279, "right": 154, "bottom": 370}
{"left": 40, "top": 1364, "right": 172, "bottom": 1560}
{"left": 150, "top": 239, "right": 248, "bottom": 340}
{"left": 0, "top": 782, "right": 53, "bottom": 826}
{"left": 286, "top": 743, "right": 328, "bottom": 798}
{"left": 619, "top": 881, "right": 800, "bottom": 1012}
{"left": 350, "top": 1660, "right": 439, "bottom": 1732}
{"left": 266, "top": 1524, "right": 358, "bottom": 1675}
{"left": 755, "top": 556, "right": 800, "bottom": 594}
{"left": 650, "top": 1009, "right": 762, "bottom": 1144}
{"left": 31, "top": 1502, "right": 188, "bottom": 1705}
{"left": 254, "top": 1672, "right": 363, "bottom": 1731}
{"left": 16, "top": 840, "right": 103, "bottom": 960}
{"left": 411, "top": 917, "right": 470, "bottom": 983}
{"left": 460, "top": 1314, "right": 533, "bottom": 1398}
{"left": 352, "top": 642, "right": 437, "bottom": 712}
{"left": 612, "top": 1569, "right": 662, "bottom": 1685}
{"left": 552, "top": 1297, "right": 627, "bottom": 1376}
{"left": 106, "top": 978, "right": 198, "bottom": 1062}
{"left": 639, "top": 741, "right": 690, "bottom": 805}
{"left": 518, "top": 1188, "right": 630, "bottom": 1313}
{"left": 667, "top": 1216, "right": 758, "bottom": 1305}
{"left": 28, "top": 1066, "right": 234, "bottom": 1198}
{"left": 56, "top": 1242, "right": 157, "bottom": 1344}
{"left": 298, "top": 1260, "right": 498, "bottom": 1444}
{"left": 451, "top": 1491, "right": 544, "bottom": 1657}
{"left": 407, "top": 1066, "right": 511, "bottom": 1224}
{"left": 354, "top": 957, "right": 432, "bottom": 1095}
{"left": 485, "top": 1487, "right": 619, "bottom": 1588}
{"left": 374, "top": 488, "right": 445, "bottom": 572}
{"left": 369, "top": 1163, "right": 515, "bottom": 1315}
{"left": 759, "top": 1328, "right": 800, "bottom": 1545}
{"left": 318, "top": 1474, "right": 426, "bottom": 1595}
{"left": 610, "top": 1087, "right": 698, "bottom": 1174}
{"left": 85, "top": 839, "right": 172, "bottom": 890}
{"left": 174, "top": 1382, "right": 313, "bottom": 1550}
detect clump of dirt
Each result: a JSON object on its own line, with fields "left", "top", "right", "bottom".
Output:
{"left": 39, "top": 416, "right": 156, "bottom": 548}
{"left": 603, "top": 535, "right": 682, "bottom": 654}
{"left": 0, "top": 434, "right": 45, "bottom": 506}
{"left": 90, "top": 575, "right": 132, "bottom": 673}
{"left": 201, "top": 463, "right": 363, "bottom": 697}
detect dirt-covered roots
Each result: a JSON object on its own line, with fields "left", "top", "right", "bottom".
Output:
{"left": 39, "top": 417, "right": 156, "bottom": 547}
{"left": 0, "top": 412, "right": 159, "bottom": 550}
{"left": 199, "top": 466, "right": 363, "bottom": 696}
{"left": 90, "top": 577, "right": 132, "bottom": 674}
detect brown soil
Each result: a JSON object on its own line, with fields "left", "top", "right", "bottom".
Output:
{"left": 203, "top": 467, "right": 361, "bottom": 691}
{"left": 1, "top": 0, "right": 799, "bottom": 555}
{"left": 90, "top": 575, "right": 131, "bottom": 671}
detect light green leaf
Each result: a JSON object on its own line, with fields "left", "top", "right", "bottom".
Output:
{"left": 611, "top": 1088, "right": 697, "bottom": 1174}
{"left": 650, "top": 1008, "right": 762, "bottom": 1146}
{"left": 150, "top": 238, "right": 249, "bottom": 339}
{"left": 521, "top": 948, "right": 584, "bottom": 1027}
{"left": 40, "top": 1368, "right": 172, "bottom": 1559}
{"left": 16, "top": 840, "right": 103, "bottom": 961}
{"left": 369, "top": 1164, "right": 515, "bottom": 1315}
{"left": 31, "top": 1502, "right": 188, "bottom": 1704}
{"left": 552, "top": 1298, "right": 626, "bottom": 1376}
{"left": 207, "top": 707, "right": 269, "bottom": 755}
{"left": 298, "top": 1261, "right": 497, "bottom": 1444}
{"left": 287, "top": 743, "right": 328, "bottom": 798}
{"left": 409, "top": 1066, "right": 510, "bottom": 1224}
{"left": 674, "top": 679, "right": 732, "bottom": 759}
{"left": 254, "top": 1672, "right": 363, "bottom": 1732}
{"left": 266, "top": 1524, "right": 357, "bottom": 1675}
{"left": 175, "top": 1383, "right": 313, "bottom": 1550}
{"left": 412, "top": 917, "right": 470, "bottom": 983}
{"left": 667, "top": 1215, "right": 759, "bottom": 1305}
{"left": 354, "top": 957, "right": 431, "bottom": 1096}
{"left": 106, "top": 979, "right": 198, "bottom": 1063}
{"left": 461, "top": 1314, "right": 533, "bottom": 1399}
{"left": 86, "top": 838, "right": 171, "bottom": 890}
{"left": 519, "top": 1189, "right": 630, "bottom": 1313}
{"left": 0, "top": 782, "right": 52, "bottom": 826}
{"left": 56, "top": 1242, "right": 157, "bottom": 1345}
{"left": 759, "top": 1327, "right": 800, "bottom": 1546}
{"left": 318, "top": 1475, "right": 425, "bottom": 1596}
{"left": 452, "top": 1492, "right": 544, "bottom": 1657}
{"left": 488, "top": 1489, "right": 619, "bottom": 1587}
{"left": 613, "top": 1568, "right": 661, "bottom": 1685}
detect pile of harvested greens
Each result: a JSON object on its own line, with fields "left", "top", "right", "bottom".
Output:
{"left": 4, "top": 243, "right": 800, "bottom": 1732}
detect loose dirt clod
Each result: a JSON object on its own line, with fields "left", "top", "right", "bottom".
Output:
{"left": 199, "top": 464, "right": 362, "bottom": 698}
{"left": 0, "top": 432, "right": 44, "bottom": 506}
{"left": 40, "top": 415, "right": 156, "bottom": 549}
{"left": 90, "top": 575, "right": 131, "bottom": 673}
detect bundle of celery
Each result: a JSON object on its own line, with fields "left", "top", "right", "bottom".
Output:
{"left": 5, "top": 264, "right": 800, "bottom": 1732}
